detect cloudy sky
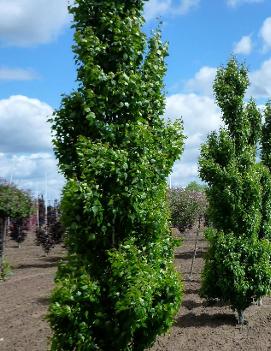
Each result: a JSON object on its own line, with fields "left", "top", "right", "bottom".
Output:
{"left": 0, "top": 0, "right": 271, "bottom": 199}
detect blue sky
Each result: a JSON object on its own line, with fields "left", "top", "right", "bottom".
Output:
{"left": 0, "top": 0, "right": 271, "bottom": 200}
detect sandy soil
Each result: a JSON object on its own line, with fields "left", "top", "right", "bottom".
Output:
{"left": 150, "top": 230, "right": 271, "bottom": 351}
{"left": 0, "top": 229, "right": 270, "bottom": 351}
{"left": 0, "top": 233, "right": 65, "bottom": 351}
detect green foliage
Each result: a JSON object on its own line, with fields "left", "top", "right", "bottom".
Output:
{"left": 48, "top": 1, "right": 184, "bottom": 349}
{"left": 199, "top": 58, "right": 271, "bottom": 321}
{"left": 201, "top": 229, "right": 271, "bottom": 313}
{"left": 0, "top": 180, "right": 32, "bottom": 273}
{"left": 10, "top": 218, "right": 29, "bottom": 245}
{"left": 50, "top": 239, "right": 182, "bottom": 351}
{"left": 168, "top": 187, "right": 207, "bottom": 232}
{"left": 0, "top": 180, "right": 32, "bottom": 220}
{"left": 0, "top": 259, "right": 12, "bottom": 281}
{"left": 185, "top": 181, "right": 206, "bottom": 193}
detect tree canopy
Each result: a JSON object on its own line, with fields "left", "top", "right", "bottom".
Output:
{"left": 48, "top": 0, "right": 184, "bottom": 350}
{"left": 0, "top": 179, "right": 32, "bottom": 220}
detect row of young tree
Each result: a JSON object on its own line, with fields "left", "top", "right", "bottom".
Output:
{"left": 46, "top": 0, "right": 271, "bottom": 350}
{"left": 36, "top": 196, "right": 64, "bottom": 254}
{"left": 0, "top": 182, "right": 65, "bottom": 276}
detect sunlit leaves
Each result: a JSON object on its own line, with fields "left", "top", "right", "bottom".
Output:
{"left": 199, "top": 58, "right": 271, "bottom": 319}
{"left": 48, "top": 0, "right": 184, "bottom": 349}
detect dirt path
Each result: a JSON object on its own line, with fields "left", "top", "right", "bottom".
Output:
{"left": 150, "top": 231, "right": 271, "bottom": 351}
{"left": 0, "top": 233, "right": 65, "bottom": 351}
{"left": 0, "top": 230, "right": 270, "bottom": 351}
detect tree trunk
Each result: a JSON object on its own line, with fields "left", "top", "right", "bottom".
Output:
{"left": 189, "top": 217, "right": 201, "bottom": 280}
{"left": 237, "top": 310, "right": 245, "bottom": 325}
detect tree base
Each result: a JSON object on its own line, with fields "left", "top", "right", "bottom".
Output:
{"left": 237, "top": 310, "right": 248, "bottom": 325}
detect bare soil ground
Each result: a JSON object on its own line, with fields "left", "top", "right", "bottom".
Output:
{"left": 150, "top": 230, "right": 271, "bottom": 351}
{"left": 0, "top": 229, "right": 271, "bottom": 351}
{"left": 0, "top": 233, "right": 65, "bottom": 351}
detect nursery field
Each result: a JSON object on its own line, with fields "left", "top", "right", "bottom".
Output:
{"left": 0, "top": 230, "right": 271, "bottom": 351}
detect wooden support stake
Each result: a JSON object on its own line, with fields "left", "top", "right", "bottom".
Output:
{"left": 189, "top": 217, "right": 201, "bottom": 280}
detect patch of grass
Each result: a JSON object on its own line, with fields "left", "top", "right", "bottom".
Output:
{"left": 0, "top": 259, "right": 12, "bottom": 281}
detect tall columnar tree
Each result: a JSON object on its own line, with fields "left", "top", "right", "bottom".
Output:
{"left": 48, "top": 1, "right": 184, "bottom": 350}
{"left": 199, "top": 58, "right": 271, "bottom": 324}
{"left": 261, "top": 102, "right": 271, "bottom": 239}
{"left": 262, "top": 101, "right": 271, "bottom": 169}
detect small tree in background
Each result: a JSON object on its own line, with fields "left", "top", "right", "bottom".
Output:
{"left": 36, "top": 226, "right": 53, "bottom": 254}
{"left": 48, "top": 200, "right": 64, "bottom": 245}
{"left": 199, "top": 58, "right": 271, "bottom": 324}
{"left": 0, "top": 180, "right": 32, "bottom": 272}
{"left": 185, "top": 181, "right": 206, "bottom": 193}
{"left": 168, "top": 187, "right": 207, "bottom": 232}
{"left": 10, "top": 218, "right": 29, "bottom": 247}
{"left": 37, "top": 195, "right": 46, "bottom": 227}
{"left": 48, "top": 0, "right": 184, "bottom": 349}
{"left": 36, "top": 200, "right": 64, "bottom": 254}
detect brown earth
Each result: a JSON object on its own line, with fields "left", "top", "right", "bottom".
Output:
{"left": 0, "top": 233, "right": 65, "bottom": 351}
{"left": 0, "top": 229, "right": 271, "bottom": 351}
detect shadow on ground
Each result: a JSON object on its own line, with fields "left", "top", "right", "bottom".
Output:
{"left": 14, "top": 262, "right": 59, "bottom": 270}
{"left": 175, "top": 250, "right": 206, "bottom": 260}
{"left": 175, "top": 312, "right": 236, "bottom": 328}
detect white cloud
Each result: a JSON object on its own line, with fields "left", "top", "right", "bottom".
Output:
{"left": 0, "top": 95, "right": 64, "bottom": 199}
{"left": 0, "top": 67, "right": 37, "bottom": 80}
{"left": 227, "top": 0, "right": 264, "bottom": 7}
{"left": 185, "top": 66, "right": 216, "bottom": 96}
{"left": 0, "top": 0, "right": 69, "bottom": 46}
{"left": 0, "top": 89, "right": 222, "bottom": 194}
{"left": 260, "top": 17, "right": 271, "bottom": 52}
{"left": 168, "top": 55, "right": 271, "bottom": 186}
{"left": 144, "top": 0, "right": 171, "bottom": 21}
{"left": 144, "top": 0, "right": 199, "bottom": 21}
{"left": 171, "top": 160, "right": 198, "bottom": 187}
{"left": 0, "top": 95, "right": 53, "bottom": 153}
{"left": 233, "top": 35, "right": 253, "bottom": 55}
{"left": 176, "top": 0, "right": 200, "bottom": 15}
{"left": 1, "top": 153, "right": 54, "bottom": 179}
{"left": 0, "top": 153, "right": 64, "bottom": 199}
{"left": 166, "top": 93, "right": 221, "bottom": 136}
{"left": 249, "top": 58, "right": 271, "bottom": 98}
{"left": 165, "top": 93, "right": 221, "bottom": 186}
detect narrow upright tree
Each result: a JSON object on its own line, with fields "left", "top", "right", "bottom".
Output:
{"left": 48, "top": 1, "right": 184, "bottom": 350}
{"left": 199, "top": 58, "right": 271, "bottom": 324}
{"left": 262, "top": 101, "right": 271, "bottom": 170}
{"left": 259, "top": 101, "right": 271, "bottom": 240}
{"left": 37, "top": 195, "right": 46, "bottom": 227}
